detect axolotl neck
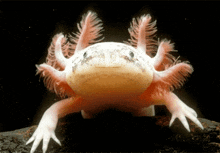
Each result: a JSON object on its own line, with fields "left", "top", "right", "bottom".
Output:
{"left": 65, "top": 42, "right": 154, "bottom": 101}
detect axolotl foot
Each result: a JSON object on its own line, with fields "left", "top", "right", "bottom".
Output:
{"left": 26, "top": 109, "right": 61, "bottom": 153}
{"left": 164, "top": 92, "right": 204, "bottom": 132}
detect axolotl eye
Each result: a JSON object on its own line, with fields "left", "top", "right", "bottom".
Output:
{"left": 129, "top": 51, "right": 134, "bottom": 58}
{"left": 83, "top": 52, "right": 87, "bottom": 58}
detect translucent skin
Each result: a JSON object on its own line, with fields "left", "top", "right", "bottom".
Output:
{"left": 26, "top": 11, "right": 204, "bottom": 153}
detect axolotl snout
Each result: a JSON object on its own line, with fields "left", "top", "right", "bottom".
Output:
{"left": 26, "top": 11, "right": 203, "bottom": 153}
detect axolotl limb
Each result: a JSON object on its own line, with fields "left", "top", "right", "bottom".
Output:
{"left": 26, "top": 11, "right": 204, "bottom": 153}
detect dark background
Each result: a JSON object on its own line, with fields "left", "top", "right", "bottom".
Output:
{"left": 0, "top": 1, "right": 220, "bottom": 132}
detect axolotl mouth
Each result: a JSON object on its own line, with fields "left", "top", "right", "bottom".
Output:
{"left": 66, "top": 42, "right": 154, "bottom": 100}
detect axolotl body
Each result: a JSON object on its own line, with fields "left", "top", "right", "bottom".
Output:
{"left": 26, "top": 11, "right": 203, "bottom": 153}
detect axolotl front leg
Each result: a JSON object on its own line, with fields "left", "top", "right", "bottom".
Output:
{"left": 150, "top": 92, "right": 203, "bottom": 132}
{"left": 165, "top": 92, "right": 202, "bottom": 131}
{"left": 26, "top": 92, "right": 84, "bottom": 153}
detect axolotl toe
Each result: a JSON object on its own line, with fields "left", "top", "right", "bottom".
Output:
{"left": 26, "top": 11, "right": 203, "bottom": 153}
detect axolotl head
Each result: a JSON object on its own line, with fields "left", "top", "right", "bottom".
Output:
{"left": 65, "top": 42, "right": 154, "bottom": 100}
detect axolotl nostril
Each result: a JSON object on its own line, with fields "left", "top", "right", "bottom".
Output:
{"left": 26, "top": 11, "right": 204, "bottom": 153}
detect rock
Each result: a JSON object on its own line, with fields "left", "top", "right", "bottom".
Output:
{"left": 0, "top": 111, "right": 220, "bottom": 152}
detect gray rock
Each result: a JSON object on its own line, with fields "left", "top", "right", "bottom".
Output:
{"left": 0, "top": 111, "right": 220, "bottom": 152}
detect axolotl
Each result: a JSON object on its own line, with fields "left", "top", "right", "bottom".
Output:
{"left": 26, "top": 11, "right": 204, "bottom": 153}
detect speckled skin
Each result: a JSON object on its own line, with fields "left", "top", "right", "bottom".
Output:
{"left": 70, "top": 42, "right": 153, "bottom": 73}
{"left": 26, "top": 11, "right": 204, "bottom": 153}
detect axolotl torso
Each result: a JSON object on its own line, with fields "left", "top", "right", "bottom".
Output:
{"left": 26, "top": 11, "right": 203, "bottom": 153}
